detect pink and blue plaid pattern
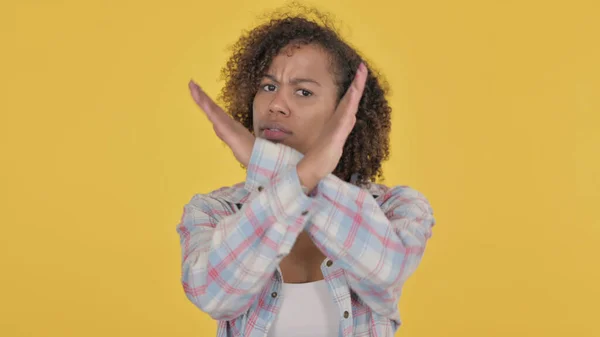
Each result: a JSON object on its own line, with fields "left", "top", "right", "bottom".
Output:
{"left": 176, "top": 138, "right": 436, "bottom": 337}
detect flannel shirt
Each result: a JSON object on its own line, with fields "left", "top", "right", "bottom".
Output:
{"left": 176, "top": 137, "right": 436, "bottom": 337}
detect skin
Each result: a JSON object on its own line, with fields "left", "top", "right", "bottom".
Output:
{"left": 188, "top": 42, "right": 368, "bottom": 192}
{"left": 188, "top": 42, "right": 368, "bottom": 281}
{"left": 252, "top": 43, "right": 339, "bottom": 155}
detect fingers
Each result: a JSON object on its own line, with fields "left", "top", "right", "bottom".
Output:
{"left": 188, "top": 80, "right": 225, "bottom": 124}
{"left": 352, "top": 62, "right": 369, "bottom": 95}
{"left": 338, "top": 62, "right": 369, "bottom": 115}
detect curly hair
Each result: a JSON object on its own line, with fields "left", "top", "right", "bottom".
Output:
{"left": 217, "top": 3, "right": 392, "bottom": 188}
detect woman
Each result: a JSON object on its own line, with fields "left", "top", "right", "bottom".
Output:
{"left": 176, "top": 5, "right": 436, "bottom": 337}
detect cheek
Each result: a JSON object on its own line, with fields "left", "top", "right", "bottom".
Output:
{"left": 253, "top": 93, "right": 270, "bottom": 112}
{"left": 251, "top": 95, "right": 263, "bottom": 132}
{"left": 296, "top": 104, "right": 333, "bottom": 135}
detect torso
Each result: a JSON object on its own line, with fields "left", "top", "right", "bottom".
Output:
{"left": 279, "top": 231, "right": 327, "bottom": 283}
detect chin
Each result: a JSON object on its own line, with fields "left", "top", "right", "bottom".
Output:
{"left": 265, "top": 137, "right": 290, "bottom": 148}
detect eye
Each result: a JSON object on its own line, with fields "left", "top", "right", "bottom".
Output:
{"left": 295, "top": 89, "right": 313, "bottom": 97}
{"left": 262, "top": 84, "right": 277, "bottom": 92}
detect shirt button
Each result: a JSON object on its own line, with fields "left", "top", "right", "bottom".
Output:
{"left": 301, "top": 210, "right": 309, "bottom": 216}
{"left": 326, "top": 260, "right": 333, "bottom": 267}
{"left": 258, "top": 186, "right": 264, "bottom": 192}
{"left": 343, "top": 311, "right": 349, "bottom": 318}
{"left": 271, "top": 292, "right": 278, "bottom": 298}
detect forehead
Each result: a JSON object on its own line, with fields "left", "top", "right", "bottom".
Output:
{"left": 266, "top": 43, "right": 335, "bottom": 83}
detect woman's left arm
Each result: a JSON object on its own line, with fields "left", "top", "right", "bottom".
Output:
{"left": 306, "top": 174, "right": 436, "bottom": 319}
{"left": 246, "top": 138, "right": 436, "bottom": 318}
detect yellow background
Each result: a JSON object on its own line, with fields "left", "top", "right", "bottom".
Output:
{"left": 1, "top": 0, "right": 598, "bottom": 336}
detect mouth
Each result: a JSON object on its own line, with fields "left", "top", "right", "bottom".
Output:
{"left": 260, "top": 123, "right": 292, "bottom": 142}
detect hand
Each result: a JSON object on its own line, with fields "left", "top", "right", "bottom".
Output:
{"left": 297, "top": 62, "right": 369, "bottom": 190}
{"left": 188, "top": 80, "right": 255, "bottom": 167}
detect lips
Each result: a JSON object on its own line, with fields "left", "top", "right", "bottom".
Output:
{"left": 261, "top": 122, "right": 291, "bottom": 133}
{"left": 262, "top": 128, "right": 290, "bottom": 141}
{"left": 261, "top": 123, "right": 291, "bottom": 141}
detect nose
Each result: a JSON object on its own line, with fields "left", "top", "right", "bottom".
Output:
{"left": 268, "top": 91, "right": 290, "bottom": 116}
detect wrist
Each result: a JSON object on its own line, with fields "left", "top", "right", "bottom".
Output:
{"left": 297, "top": 157, "right": 320, "bottom": 192}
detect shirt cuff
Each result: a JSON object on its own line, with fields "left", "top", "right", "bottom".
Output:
{"left": 244, "top": 137, "right": 304, "bottom": 192}
{"left": 264, "top": 165, "right": 314, "bottom": 224}
{"left": 258, "top": 165, "right": 316, "bottom": 255}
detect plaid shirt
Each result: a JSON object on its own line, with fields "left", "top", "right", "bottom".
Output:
{"left": 176, "top": 137, "right": 436, "bottom": 337}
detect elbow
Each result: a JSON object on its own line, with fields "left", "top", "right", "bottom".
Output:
{"left": 389, "top": 248, "right": 426, "bottom": 287}
{"left": 208, "top": 310, "right": 247, "bottom": 321}
{"left": 368, "top": 249, "right": 425, "bottom": 301}
{"left": 182, "top": 282, "right": 242, "bottom": 321}
{"left": 189, "top": 296, "right": 242, "bottom": 321}
{"left": 181, "top": 275, "right": 251, "bottom": 321}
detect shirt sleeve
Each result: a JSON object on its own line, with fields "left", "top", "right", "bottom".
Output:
{"left": 240, "top": 139, "right": 436, "bottom": 319}
{"left": 176, "top": 139, "right": 313, "bottom": 321}
{"left": 306, "top": 174, "right": 436, "bottom": 320}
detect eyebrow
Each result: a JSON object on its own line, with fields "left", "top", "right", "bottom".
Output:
{"left": 263, "top": 74, "right": 321, "bottom": 87}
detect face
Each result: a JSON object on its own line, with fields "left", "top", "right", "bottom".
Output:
{"left": 252, "top": 43, "right": 339, "bottom": 154}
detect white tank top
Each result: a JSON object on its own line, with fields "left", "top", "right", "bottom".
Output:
{"left": 267, "top": 279, "right": 341, "bottom": 337}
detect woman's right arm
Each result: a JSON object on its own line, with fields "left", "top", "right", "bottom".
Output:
{"left": 176, "top": 162, "right": 313, "bottom": 321}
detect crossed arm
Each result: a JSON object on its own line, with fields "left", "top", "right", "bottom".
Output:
{"left": 177, "top": 137, "right": 436, "bottom": 321}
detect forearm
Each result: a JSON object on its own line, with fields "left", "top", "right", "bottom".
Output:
{"left": 296, "top": 155, "right": 321, "bottom": 192}
{"left": 306, "top": 176, "right": 436, "bottom": 318}
{"left": 178, "top": 166, "right": 315, "bottom": 320}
